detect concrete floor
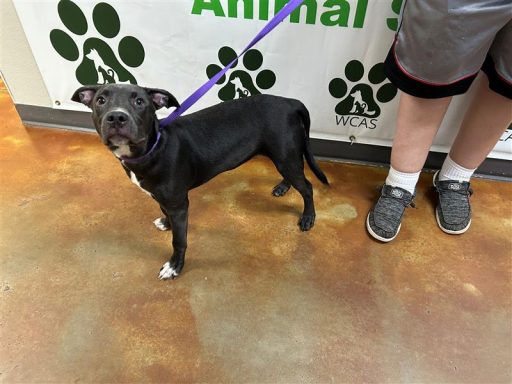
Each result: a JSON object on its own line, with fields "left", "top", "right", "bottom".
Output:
{"left": 0, "top": 81, "right": 511, "bottom": 384}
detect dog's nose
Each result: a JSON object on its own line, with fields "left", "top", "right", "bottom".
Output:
{"left": 105, "top": 111, "right": 128, "bottom": 127}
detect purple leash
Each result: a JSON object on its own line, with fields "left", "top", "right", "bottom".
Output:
{"left": 123, "top": 0, "right": 304, "bottom": 164}
{"left": 159, "top": 0, "right": 305, "bottom": 128}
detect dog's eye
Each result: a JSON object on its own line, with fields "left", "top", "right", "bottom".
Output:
{"left": 97, "top": 96, "right": 106, "bottom": 105}
{"left": 135, "top": 98, "right": 144, "bottom": 106}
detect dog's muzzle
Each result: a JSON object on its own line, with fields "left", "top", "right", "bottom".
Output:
{"left": 101, "top": 110, "right": 145, "bottom": 147}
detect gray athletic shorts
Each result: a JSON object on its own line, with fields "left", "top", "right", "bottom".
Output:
{"left": 384, "top": 0, "right": 512, "bottom": 99}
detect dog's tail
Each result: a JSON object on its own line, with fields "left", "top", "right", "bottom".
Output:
{"left": 298, "top": 104, "right": 329, "bottom": 185}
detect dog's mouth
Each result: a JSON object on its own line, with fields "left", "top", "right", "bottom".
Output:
{"left": 106, "top": 135, "right": 146, "bottom": 150}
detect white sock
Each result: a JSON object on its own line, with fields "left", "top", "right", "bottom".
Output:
{"left": 385, "top": 166, "right": 420, "bottom": 195}
{"left": 439, "top": 155, "right": 475, "bottom": 182}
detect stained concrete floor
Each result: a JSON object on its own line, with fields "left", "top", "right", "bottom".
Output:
{"left": 0, "top": 81, "right": 511, "bottom": 383}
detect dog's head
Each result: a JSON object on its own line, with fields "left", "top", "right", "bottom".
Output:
{"left": 72, "top": 84, "right": 179, "bottom": 159}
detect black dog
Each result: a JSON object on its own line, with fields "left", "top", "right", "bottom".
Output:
{"left": 72, "top": 84, "right": 328, "bottom": 279}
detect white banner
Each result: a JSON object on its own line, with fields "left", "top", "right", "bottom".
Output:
{"left": 13, "top": 0, "right": 512, "bottom": 159}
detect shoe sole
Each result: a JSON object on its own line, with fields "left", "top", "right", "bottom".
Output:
{"left": 432, "top": 170, "right": 439, "bottom": 187}
{"left": 433, "top": 171, "right": 471, "bottom": 235}
{"left": 366, "top": 212, "right": 400, "bottom": 242}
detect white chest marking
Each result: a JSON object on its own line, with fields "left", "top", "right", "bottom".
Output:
{"left": 130, "top": 171, "right": 152, "bottom": 196}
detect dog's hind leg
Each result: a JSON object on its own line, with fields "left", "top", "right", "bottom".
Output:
{"left": 153, "top": 217, "right": 170, "bottom": 231}
{"left": 271, "top": 179, "right": 291, "bottom": 197}
{"left": 154, "top": 206, "right": 171, "bottom": 231}
{"left": 274, "top": 161, "right": 315, "bottom": 231}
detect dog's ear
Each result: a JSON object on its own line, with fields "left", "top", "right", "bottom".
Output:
{"left": 144, "top": 88, "right": 180, "bottom": 110}
{"left": 71, "top": 85, "right": 100, "bottom": 108}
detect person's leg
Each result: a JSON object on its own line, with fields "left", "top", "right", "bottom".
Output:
{"left": 391, "top": 93, "right": 453, "bottom": 173}
{"left": 448, "top": 78, "right": 512, "bottom": 171}
{"left": 434, "top": 78, "right": 512, "bottom": 234}
{"left": 385, "top": 92, "right": 452, "bottom": 194}
{"left": 366, "top": 92, "right": 452, "bottom": 242}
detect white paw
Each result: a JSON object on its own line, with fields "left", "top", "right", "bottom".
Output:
{"left": 153, "top": 217, "right": 169, "bottom": 231}
{"left": 159, "top": 261, "right": 179, "bottom": 280}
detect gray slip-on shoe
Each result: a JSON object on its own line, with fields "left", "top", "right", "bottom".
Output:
{"left": 433, "top": 171, "right": 473, "bottom": 234}
{"left": 366, "top": 185, "right": 415, "bottom": 242}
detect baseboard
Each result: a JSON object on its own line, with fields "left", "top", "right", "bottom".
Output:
{"left": 15, "top": 103, "right": 95, "bottom": 131}
{"left": 15, "top": 103, "right": 512, "bottom": 179}
{"left": 310, "top": 139, "right": 512, "bottom": 179}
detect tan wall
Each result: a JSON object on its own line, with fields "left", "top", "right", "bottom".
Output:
{"left": 0, "top": 0, "right": 52, "bottom": 107}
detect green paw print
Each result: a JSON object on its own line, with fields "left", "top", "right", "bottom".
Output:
{"left": 387, "top": 0, "right": 404, "bottom": 31}
{"left": 50, "top": 0, "right": 145, "bottom": 85}
{"left": 206, "top": 46, "right": 276, "bottom": 101}
{"left": 329, "top": 60, "right": 397, "bottom": 118}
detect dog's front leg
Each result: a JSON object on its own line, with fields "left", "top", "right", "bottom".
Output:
{"left": 158, "top": 197, "right": 189, "bottom": 280}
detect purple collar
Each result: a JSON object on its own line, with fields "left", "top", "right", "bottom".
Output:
{"left": 121, "top": 130, "right": 161, "bottom": 164}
